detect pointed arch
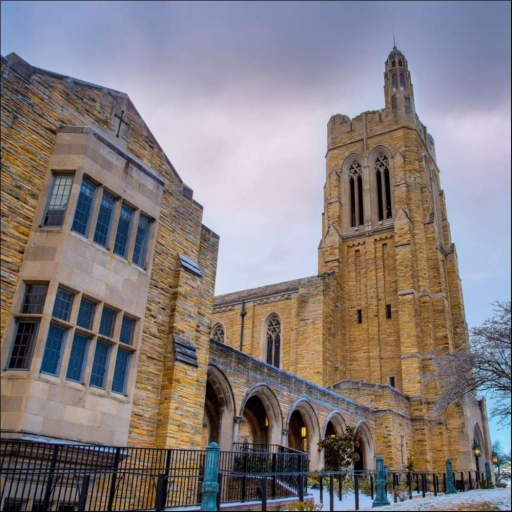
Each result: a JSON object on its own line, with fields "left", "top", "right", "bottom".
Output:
{"left": 210, "top": 322, "right": 225, "bottom": 343}
{"left": 287, "top": 399, "right": 322, "bottom": 469}
{"left": 341, "top": 153, "right": 365, "bottom": 231}
{"left": 239, "top": 384, "right": 284, "bottom": 446}
{"left": 355, "top": 420, "right": 375, "bottom": 470}
{"left": 369, "top": 145, "right": 394, "bottom": 225}
{"left": 262, "top": 313, "right": 282, "bottom": 368}
{"left": 323, "top": 411, "right": 347, "bottom": 438}
{"left": 205, "top": 364, "right": 236, "bottom": 450}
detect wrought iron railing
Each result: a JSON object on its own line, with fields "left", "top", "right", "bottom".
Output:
{"left": 0, "top": 440, "right": 309, "bottom": 511}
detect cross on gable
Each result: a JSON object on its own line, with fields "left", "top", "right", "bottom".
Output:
{"left": 114, "top": 109, "right": 129, "bottom": 138}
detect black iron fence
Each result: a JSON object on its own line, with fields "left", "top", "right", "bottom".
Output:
{"left": 0, "top": 441, "right": 309, "bottom": 511}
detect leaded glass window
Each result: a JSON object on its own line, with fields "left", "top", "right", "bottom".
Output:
{"left": 400, "top": 73, "right": 405, "bottom": 89}
{"left": 41, "top": 324, "right": 67, "bottom": 375}
{"left": 77, "top": 298, "right": 95, "bottom": 330}
{"left": 375, "top": 154, "right": 392, "bottom": 220}
{"left": 266, "top": 315, "right": 281, "bottom": 368}
{"left": 66, "top": 333, "right": 90, "bottom": 382}
{"left": 72, "top": 178, "right": 97, "bottom": 236}
{"left": 119, "top": 316, "right": 135, "bottom": 345}
{"left": 211, "top": 324, "right": 225, "bottom": 343}
{"left": 133, "top": 215, "right": 151, "bottom": 268}
{"left": 99, "top": 307, "right": 116, "bottom": 338}
{"left": 112, "top": 349, "right": 131, "bottom": 394}
{"left": 52, "top": 288, "right": 74, "bottom": 322}
{"left": 93, "top": 191, "right": 116, "bottom": 248}
{"left": 392, "top": 73, "right": 398, "bottom": 90}
{"left": 8, "top": 321, "right": 39, "bottom": 370}
{"left": 90, "top": 341, "right": 111, "bottom": 388}
{"left": 348, "top": 161, "right": 364, "bottom": 227}
{"left": 43, "top": 174, "right": 74, "bottom": 227}
{"left": 113, "top": 203, "right": 134, "bottom": 258}
{"left": 22, "top": 284, "right": 48, "bottom": 314}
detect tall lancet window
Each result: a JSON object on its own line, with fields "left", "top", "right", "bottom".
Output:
{"left": 266, "top": 315, "right": 281, "bottom": 368}
{"left": 349, "top": 161, "right": 364, "bottom": 227}
{"left": 211, "top": 323, "right": 225, "bottom": 343}
{"left": 375, "top": 154, "right": 392, "bottom": 220}
{"left": 400, "top": 73, "right": 405, "bottom": 90}
{"left": 392, "top": 74, "right": 398, "bottom": 90}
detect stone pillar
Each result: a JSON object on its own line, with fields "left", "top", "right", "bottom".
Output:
{"left": 445, "top": 459, "right": 456, "bottom": 494}
{"left": 201, "top": 442, "right": 220, "bottom": 511}
{"left": 372, "top": 456, "right": 390, "bottom": 507}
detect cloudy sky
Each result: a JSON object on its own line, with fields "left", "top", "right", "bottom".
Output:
{"left": 2, "top": 1, "right": 510, "bottom": 450}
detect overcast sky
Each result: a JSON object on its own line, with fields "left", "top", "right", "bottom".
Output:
{"left": 2, "top": 1, "right": 510, "bottom": 451}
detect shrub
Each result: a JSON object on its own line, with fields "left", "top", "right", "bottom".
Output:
{"left": 318, "top": 427, "right": 362, "bottom": 471}
{"left": 358, "top": 476, "right": 373, "bottom": 496}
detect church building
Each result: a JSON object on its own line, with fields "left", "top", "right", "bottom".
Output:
{"left": 1, "top": 47, "right": 491, "bottom": 476}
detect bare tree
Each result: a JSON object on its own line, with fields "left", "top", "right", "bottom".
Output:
{"left": 492, "top": 441, "right": 511, "bottom": 483}
{"left": 427, "top": 301, "right": 511, "bottom": 425}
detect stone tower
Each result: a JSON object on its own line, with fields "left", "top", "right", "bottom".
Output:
{"left": 319, "top": 46, "right": 479, "bottom": 469}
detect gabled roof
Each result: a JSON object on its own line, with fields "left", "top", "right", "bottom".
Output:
{"left": 2, "top": 52, "right": 184, "bottom": 185}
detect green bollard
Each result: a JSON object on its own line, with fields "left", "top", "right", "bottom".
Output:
{"left": 485, "top": 462, "right": 495, "bottom": 488}
{"left": 372, "top": 456, "right": 390, "bottom": 507}
{"left": 445, "top": 459, "right": 457, "bottom": 494}
{"left": 201, "top": 442, "right": 220, "bottom": 511}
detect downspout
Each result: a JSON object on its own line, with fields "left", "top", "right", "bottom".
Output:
{"left": 239, "top": 301, "right": 246, "bottom": 352}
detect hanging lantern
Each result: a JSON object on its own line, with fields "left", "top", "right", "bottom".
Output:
{"left": 301, "top": 426, "right": 307, "bottom": 438}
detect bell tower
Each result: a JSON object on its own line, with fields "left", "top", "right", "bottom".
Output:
{"left": 319, "top": 47, "right": 476, "bottom": 471}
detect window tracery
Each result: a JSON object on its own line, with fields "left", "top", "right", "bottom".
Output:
{"left": 349, "top": 161, "right": 364, "bottom": 227}
{"left": 266, "top": 315, "right": 281, "bottom": 368}
{"left": 375, "top": 154, "right": 392, "bottom": 220}
{"left": 211, "top": 323, "right": 225, "bottom": 343}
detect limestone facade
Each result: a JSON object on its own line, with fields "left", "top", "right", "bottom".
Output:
{"left": 1, "top": 53, "right": 219, "bottom": 449}
{"left": 211, "top": 47, "right": 492, "bottom": 471}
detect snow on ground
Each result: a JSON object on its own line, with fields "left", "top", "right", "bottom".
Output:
{"left": 306, "top": 488, "right": 511, "bottom": 511}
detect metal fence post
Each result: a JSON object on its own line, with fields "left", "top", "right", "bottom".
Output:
{"left": 370, "top": 473, "right": 374, "bottom": 500}
{"left": 421, "top": 473, "right": 426, "bottom": 497}
{"left": 445, "top": 459, "right": 456, "bottom": 494}
{"left": 329, "top": 474, "right": 334, "bottom": 512}
{"left": 155, "top": 474, "right": 166, "bottom": 512}
{"left": 42, "top": 444, "right": 59, "bottom": 512}
{"left": 216, "top": 472, "right": 223, "bottom": 512}
{"left": 261, "top": 477, "right": 267, "bottom": 512}
{"left": 272, "top": 452, "right": 277, "bottom": 498}
{"left": 200, "top": 442, "right": 220, "bottom": 512}
{"left": 354, "top": 473, "right": 359, "bottom": 511}
{"left": 319, "top": 475, "right": 323, "bottom": 504}
{"left": 407, "top": 471, "right": 412, "bottom": 499}
{"left": 107, "top": 447, "right": 121, "bottom": 512}
{"left": 78, "top": 474, "right": 90, "bottom": 512}
{"left": 372, "top": 456, "right": 390, "bottom": 507}
{"left": 298, "top": 474, "right": 304, "bottom": 503}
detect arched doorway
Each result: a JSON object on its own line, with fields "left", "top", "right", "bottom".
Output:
{"left": 323, "top": 411, "right": 346, "bottom": 439}
{"left": 472, "top": 422, "right": 488, "bottom": 476}
{"left": 238, "top": 384, "right": 283, "bottom": 448}
{"left": 289, "top": 410, "right": 308, "bottom": 452}
{"left": 287, "top": 400, "right": 321, "bottom": 470}
{"left": 203, "top": 365, "right": 235, "bottom": 451}
{"left": 355, "top": 421, "right": 375, "bottom": 470}
{"left": 240, "top": 395, "right": 269, "bottom": 447}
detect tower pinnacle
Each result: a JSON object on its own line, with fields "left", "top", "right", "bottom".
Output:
{"left": 383, "top": 46, "right": 415, "bottom": 110}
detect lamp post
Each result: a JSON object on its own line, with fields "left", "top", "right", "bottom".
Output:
{"left": 473, "top": 440, "right": 481, "bottom": 480}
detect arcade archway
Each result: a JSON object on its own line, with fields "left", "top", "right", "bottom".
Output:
{"left": 354, "top": 421, "right": 375, "bottom": 470}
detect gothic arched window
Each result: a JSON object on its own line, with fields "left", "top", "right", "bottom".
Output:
{"left": 375, "top": 154, "right": 392, "bottom": 220}
{"left": 391, "top": 60, "right": 396, "bottom": 68}
{"left": 349, "top": 161, "right": 364, "bottom": 227}
{"left": 392, "top": 74, "right": 398, "bottom": 90}
{"left": 266, "top": 315, "right": 281, "bottom": 368}
{"left": 398, "top": 59, "right": 403, "bottom": 67}
{"left": 400, "top": 73, "right": 405, "bottom": 89}
{"left": 211, "top": 323, "right": 225, "bottom": 343}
